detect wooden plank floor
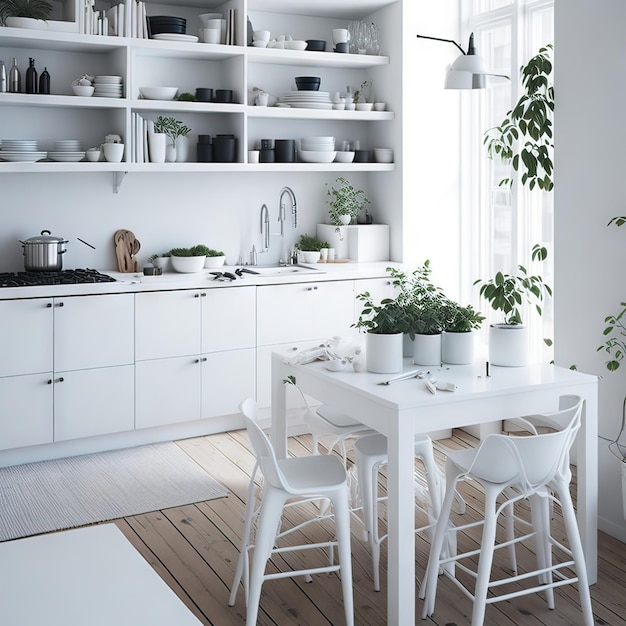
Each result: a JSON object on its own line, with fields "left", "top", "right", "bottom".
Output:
{"left": 110, "top": 429, "right": 626, "bottom": 626}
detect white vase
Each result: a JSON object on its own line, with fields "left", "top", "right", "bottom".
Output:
{"left": 175, "top": 136, "right": 190, "bottom": 162}
{"left": 102, "top": 142, "right": 125, "bottom": 163}
{"left": 412, "top": 333, "right": 442, "bottom": 366}
{"left": 489, "top": 324, "right": 529, "bottom": 366}
{"left": 366, "top": 332, "right": 403, "bottom": 374}
{"left": 148, "top": 132, "right": 166, "bottom": 163}
{"left": 165, "top": 141, "right": 176, "bottom": 163}
{"left": 442, "top": 330, "right": 475, "bottom": 365}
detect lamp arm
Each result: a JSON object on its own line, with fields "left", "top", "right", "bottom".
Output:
{"left": 416, "top": 33, "right": 466, "bottom": 56}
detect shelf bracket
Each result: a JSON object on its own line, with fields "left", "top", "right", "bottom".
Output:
{"left": 113, "top": 171, "right": 128, "bottom": 194}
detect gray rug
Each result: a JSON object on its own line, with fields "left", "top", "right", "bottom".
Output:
{"left": 0, "top": 442, "right": 228, "bottom": 542}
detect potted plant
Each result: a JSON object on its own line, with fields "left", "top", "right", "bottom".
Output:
{"left": 168, "top": 244, "right": 210, "bottom": 273}
{"left": 441, "top": 301, "right": 485, "bottom": 365}
{"left": 326, "top": 176, "right": 370, "bottom": 231}
{"left": 353, "top": 80, "right": 373, "bottom": 111}
{"left": 294, "top": 233, "right": 330, "bottom": 263}
{"left": 204, "top": 247, "right": 226, "bottom": 269}
{"left": 154, "top": 115, "right": 191, "bottom": 162}
{"left": 0, "top": 0, "right": 53, "bottom": 28}
{"left": 474, "top": 244, "right": 552, "bottom": 366}
{"left": 147, "top": 252, "right": 170, "bottom": 270}
{"left": 353, "top": 290, "right": 414, "bottom": 373}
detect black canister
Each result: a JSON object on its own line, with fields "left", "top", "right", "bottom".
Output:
{"left": 259, "top": 149, "right": 275, "bottom": 163}
{"left": 198, "top": 134, "right": 211, "bottom": 144}
{"left": 195, "top": 87, "right": 212, "bottom": 102}
{"left": 213, "top": 134, "right": 236, "bottom": 162}
{"left": 25, "top": 57, "right": 37, "bottom": 94}
{"left": 39, "top": 66, "right": 50, "bottom": 94}
{"left": 354, "top": 149, "right": 371, "bottom": 163}
{"left": 214, "top": 89, "right": 233, "bottom": 103}
{"left": 197, "top": 142, "right": 213, "bottom": 162}
{"left": 274, "top": 139, "right": 295, "bottom": 163}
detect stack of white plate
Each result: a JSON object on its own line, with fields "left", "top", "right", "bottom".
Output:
{"left": 0, "top": 139, "right": 46, "bottom": 162}
{"left": 282, "top": 90, "right": 332, "bottom": 110}
{"left": 94, "top": 75, "right": 124, "bottom": 98}
{"left": 299, "top": 136, "right": 336, "bottom": 163}
{"left": 49, "top": 139, "right": 85, "bottom": 162}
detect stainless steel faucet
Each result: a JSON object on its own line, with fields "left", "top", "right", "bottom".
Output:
{"left": 279, "top": 186, "right": 297, "bottom": 235}
{"left": 260, "top": 203, "right": 270, "bottom": 251}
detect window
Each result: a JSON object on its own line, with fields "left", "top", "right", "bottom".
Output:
{"left": 463, "top": 0, "right": 554, "bottom": 362}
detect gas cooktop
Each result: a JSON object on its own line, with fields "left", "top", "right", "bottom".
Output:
{"left": 0, "top": 268, "right": 117, "bottom": 288}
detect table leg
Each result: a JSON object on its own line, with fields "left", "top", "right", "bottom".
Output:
{"left": 271, "top": 353, "right": 288, "bottom": 459}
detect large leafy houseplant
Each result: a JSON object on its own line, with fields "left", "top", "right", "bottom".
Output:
{"left": 326, "top": 176, "right": 370, "bottom": 229}
{"left": 0, "top": 0, "right": 52, "bottom": 24}
{"left": 484, "top": 44, "right": 554, "bottom": 191}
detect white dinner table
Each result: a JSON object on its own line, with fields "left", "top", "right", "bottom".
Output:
{"left": 271, "top": 353, "right": 598, "bottom": 626}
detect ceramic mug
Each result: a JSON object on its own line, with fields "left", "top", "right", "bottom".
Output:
{"left": 248, "top": 150, "right": 260, "bottom": 164}
{"left": 332, "top": 28, "right": 349, "bottom": 44}
{"left": 102, "top": 142, "right": 124, "bottom": 163}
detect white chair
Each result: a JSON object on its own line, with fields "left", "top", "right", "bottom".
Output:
{"left": 420, "top": 395, "right": 594, "bottom": 626}
{"left": 229, "top": 398, "right": 354, "bottom": 626}
{"left": 353, "top": 432, "right": 463, "bottom": 591}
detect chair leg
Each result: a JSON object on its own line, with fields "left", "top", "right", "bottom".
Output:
{"left": 529, "top": 493, "right": 554, "bottom": 608}
{"left": 555, "top": 481, "right": 594, "bottom": 626}
{"left": 246, "top": 488, "right": 287, "bottom": 626}
{"left": 504, "top": 500, "right": 519, "bottom": 575}
{"left": 330, "top": 489, "right": 355, "bottom": 626}
{"left": 471, "top": 488, "right": 500, "bottom": 626}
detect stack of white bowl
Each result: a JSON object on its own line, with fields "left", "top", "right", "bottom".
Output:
{"left": 49, "top": 139, "right": 85, "bottom": 162}
{"left": 299, "top": 136, "right": 336, "bottom": 163}
{"left": 93, "top": 75, "right": 124, "bottom": 98}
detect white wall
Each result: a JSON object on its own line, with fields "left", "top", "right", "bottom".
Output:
{"left": 555, "top": 0, "right": 626, "bottom": 541}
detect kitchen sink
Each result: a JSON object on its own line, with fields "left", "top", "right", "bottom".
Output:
{"left": 239, "top": 264, "right": 325, "bottom": 277}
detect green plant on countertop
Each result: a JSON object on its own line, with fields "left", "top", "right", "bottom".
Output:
{"left": 442, "top": 301, "right": 485, "bottom": 333}
{"left": 168, "top": 245, "right": 211, "bottom": 257}
{"left": 154, "top": 116, "right": 191, "bottom": 144}
{"left": 206, "top": 248, "right": 225, "bottom": 257}
{"left": 0, "top": 0, "right": 53, "bottom": 23}
{"left": 177, "top": 92, "right": 196, "bottom": 102}
{"left": 294, "top": 233, "right": 330, "bottom": 252}
{"left": 474, "top": 244, "right": 552, "bottom": 329}
{"left": 353, "top": 291, "right": 414, "bottom": 335}
{"left": 326, "top": 176, "right": 370, "bottom": 230}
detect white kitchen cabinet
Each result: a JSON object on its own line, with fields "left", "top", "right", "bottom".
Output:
{"left": 0, "top": 298, "right": 53, "bottom": 377}
{"left": 53, "top": 365, "right": 134, "bottom": 441}
{"left": 0, "top": 374, "right": 53, "bottom": 450}
{"left": 53, "top": 293, "right": 134, "bottom": 371}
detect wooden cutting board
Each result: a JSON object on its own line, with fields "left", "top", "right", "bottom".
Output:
{"left": 114, "top": 229, "right": 140, "bottom": 273}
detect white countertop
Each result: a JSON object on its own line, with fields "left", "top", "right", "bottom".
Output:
{"left": 0, "top": 261, "right": 400, "bottom": 300}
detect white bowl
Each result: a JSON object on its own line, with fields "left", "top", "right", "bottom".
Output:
{"left": 285, "top": 40, "right": 307, "bottom": 50}
{"left": 72, "top": 85, "right": 94, "bottom": 97}
{"left": 299, "top": 150, "right": 337, "bottom": 163}
{"left": 170, "top": 256, "right": 206, "bottom": 273}
{"left": 334, "top": 151, "right": 355, "bottom": 163}
{"left": 301, "top": 250, "right": 321, "bottom": 263}
{"left": 355, "top": 102, "right": 374, "bottom": 111}
{"left": 139, "top": 87, "right": 178, "bottom": 100}
{"left": 204, "top": 255, "right": 226, "bottom": 269}
{"left": 301, "top": 142, "right": 336, "bottom": 151}
{"left": 374, "top": 148, "right": 394, "bottom": 163}
{"left": 301, "top": 136, "right": 334, "bottom": 143}
{"left": 252, "top": 40, "right": 268, "bottom": 48}
{"left": 326, "top": 358, "right": 348, "bottom": 372}
{"left": 85, "top": 150, "right": 101, "bottom": 162}
{"left": 332, "top": 102, "right": 346, "bottom": 110}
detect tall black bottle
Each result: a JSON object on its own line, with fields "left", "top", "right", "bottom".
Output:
{"left": 39, "top": 67, "right": 50, "bottom": 94}
{"left": 25, "top": 57, "right": 38, "bottom": 94}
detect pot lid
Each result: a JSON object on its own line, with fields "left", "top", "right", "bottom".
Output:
{"left": 23, "top": 230, "right": 66, "bottom": 244}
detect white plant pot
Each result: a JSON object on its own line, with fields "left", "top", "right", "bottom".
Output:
{"left": 148, "top": 132, "right": 166, "bottom": 163}
{"left": 102, "top": 142, "right": 124, "bottom": 163}
{"left": 442, "top": 330, "right": 475, "bottom": 365}
{"left": 489, "top": 324, "right": 529, "bottom": 366}
{"left": 6, "top": 16, "right": 48, "bottom": 29}
{"left": 170, "top": 255, "right": 206, "bottom": 273}
{"left": 339, "top": 214, "right": 352, "bottom": 225}
{"left": 412, "top": 333, "right": 442, "bottom": 366}
{"left": 204, "top": 255, "right": 225, "bottom": 269}
{"left": 366, "top": 332, "right": 403, "bottom": 374}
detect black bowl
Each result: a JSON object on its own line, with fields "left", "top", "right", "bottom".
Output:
{"left": 305, "top": 39, "right": 326, "bottom": 51}
{"left": 295, "top": 76, "right": 321, "bottom": 88}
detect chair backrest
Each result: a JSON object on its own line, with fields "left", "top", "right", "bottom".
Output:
{"left": 239, "top": 398, "right": 287, "bottom": 490}
{"left": 466, "top": 396, "right": 583, "bottom": 491}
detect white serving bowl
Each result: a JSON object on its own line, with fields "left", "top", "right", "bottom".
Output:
{"left": 170, "top": 255, "right": 206, "bottom": 273}
{"left": 139, "top": 87, "right": 178, "bottom": 100}
{"left": 374, "top": 148, "right": 394, "bottom": 163}
{"left": 299, "top": 150, "right": 337, "bottom": 163}
{"left": 334, "top": 151, "right": 355, "bottom": 163}
{"left": 204, "top": 255, "right": 226, "bottom": 269}
{"left": 355, "top": 102, "right": 374, "bottom": 111}
{"left": 301, "top": 142, "right": 335, "bottom": 151}
{"left": 285, "top": 40, "right": 307, "bottom": 50}
{"left": 301, "top": 250, "right": 321, "bottom": 263}
{"left": 85, "top": 150, "right": 101, "bottom": 162}
{"left": 72, "top": 85, "right": 94, "bottom": 97}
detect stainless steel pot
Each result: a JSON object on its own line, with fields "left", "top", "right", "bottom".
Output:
{"left": 21, "top": 230, "right": 68, "bottom": 271}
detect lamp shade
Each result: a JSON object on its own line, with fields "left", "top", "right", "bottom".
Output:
{"left": 444, "top": 54, "right": 487, "bottom": 89}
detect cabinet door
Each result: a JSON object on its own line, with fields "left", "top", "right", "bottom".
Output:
{"left": 201, "top": 348, "right": 256, "bottom": 419}
{"left": 202, "top": 286, "right": 256, "bottom": 353}
{"left": 53, "top": 365, "right": 134, "bottom": 442}
{"left": 54, "top": 294, "right": 134, "bottom": 372}
{"left": 135, "top": 290, "right": 201, "bottom": 361}
{"left": 0, "top": 298, "right": 53, "bottom": 377}
{"left": 0, "top": 374, "right": 53, "bottom": 450}
{"left": 312, "top": 280, "right": 356, "bottom": 339}
{"left": 354, "top": 277, "right": 398, "bottom": 316}
{"left": 135, "top": 357, "right": 201, "bottom": 429}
